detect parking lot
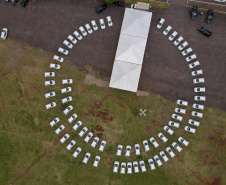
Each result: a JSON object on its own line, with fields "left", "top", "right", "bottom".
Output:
{"left": 0, "top": 0, "right": 226, "bottom": 110}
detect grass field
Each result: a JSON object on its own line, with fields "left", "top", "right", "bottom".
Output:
{"left": 0, "top": 39, "right": 225, "bottom": 185}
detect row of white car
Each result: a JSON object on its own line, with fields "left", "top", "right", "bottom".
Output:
{"left": 44, "top": 78, "right": 73, "bottom": 86}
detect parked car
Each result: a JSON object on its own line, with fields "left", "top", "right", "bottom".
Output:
{"left": 198, "top": 27, "right": 212, "bottom": 37}
{"left": 157, "top": 18, "right": 165, "bottom": 29}
{"left": 44, "top": 72, "right": 55, "bottom": 77}
{"left": 82, "top": 152, "right": 91, "bottom": 164}
{"left": 192, "top": 111, "right": 203, "bottom": 118}
{"left": 163, "top": 126, "right": 174, "bottom": 135}
{"left": 53, "top": 55, "right": 64, "bottom": 62}
{"left": 116, "top": 145, "right": 123, "bottom": 156}
{"left": 168, "top": 121, "right": 180, "bottom": 128}
{"left": 178, "top": 41, "right": 188, "bottom": 50}
{"left": 49, "top": 117, "right": 60, "bottom": 127}
{"left": 172, "top": 142, "right": 182, "bottom": 152}
{"left": 184, "top": 126, "right": 196, "bottom": 133}
{"left": 168, "top": 31, "right": 178, "bottom": 41}
{"left": 10, "top": 0, "right": 19, "bottom": 5}
{"left": 85, "top": 23, "right": 93, "bottom": 34}
{"left": 68, "top": 113, "right": 77, "bottom": 123}
{"left": 45, "top": 80, "right": 55, "bottom": 86}
{"left": 189, "top": 61, "right": 200, "bottom": 69}
{"left": 158, "top": 132, "right": 168, "bottom": 143}
{"left": 91, "top": 137, "right": 99, "bottom": 148}
{"left": 113, "top": 161, "right": 120, "bottom": 173}
{"left": 186, "top": 54, "right": 197, "bottom": 62}
{"left": 67, "top": 35, "right": 77, "bottom": 44}
{"left": 194, "top": 96, "right": 206, "bottom": 101}
{"left": 21, "top": 0, "right": 29, "bottom": 7}
{"left": 73, "top": 31, "right": 83, "bottom": 40}
{"left": 125, "top": 145, "right": 131, "bottom": 157}
{"left": 172, "top": 113, "right": 183, "bottom": 121}
{"left": 46, "top": 102, "right": 56, "bottom": 109}
{"left": 206, "top": 9, "right": 214, "bottom": 23}
{"left": 55, "top": 125, "right": 65, "bottom": 135}
{"left": 93, "top": 156, "right": 100, "bottom": 167}
{"left": 194, "top": 87, "right": 206, "bottom": 93}
{"left": 148, "top": 158, "right": 156, "bottom": 170}
{"left": 62, "top": 96, "right": 72, "bottom": 104}
{"left": 84, "top": 132, "right": 93, "bottom": 143}
{"left": 113, "top": 1, "right": 125, "bottom": 7}
{"left": 135, "top": 144, "right": 140, "bottom": 156}
{"left": 143, "top": 140, "right": 150, "bottom": 152}
{"left": 160, "top": 151, "right": 169, "bottom": 162}
{"left": 190, "top": 6, "right": 198, "bottom": 20}
{"left": 191, "top": 69, "right": 203, "bottom": 76}
{"left": 79, "top": 26, "right": 88, "bottom": 36}
{"left": 166, "top": 147, "right": 175, "bottom": 158}
{"left": 154, "top": 155, "right": 163, "bottom": 167}
{"left": 150, "top": 137, "right": 159, "bottom": 148}
{"left": 72, "top": 147, "right": 82, "bottom": 158}
{"left": 99, "top": 18, "right": 106, "bottom": 29}
{"left": 193, "top": 78, "right": 205, "bottom": 84}
{"left": 66, "top": 140, "right": 76, "bottom": 150}
{"left": 188, "top": 119, "right": 200, "bottom": 127}
{"left": 177, "top": 99, "right": 188, "bottom": 106}
{"left": 106, "top": 16, "right": 113, "bottom": 27}
{"left": 91, "top": 20, "right": 98, "bottom": 31}
{"left": 174, "top": 36, "right": 184, "bottom": 46}
{"left": 1, "top": 28, "right": 8, "bottom": 40}
{"left": 133, "top": 161, "right": 139, "bottom": 173}
{"left": 163, "top": 26, "right": 172, "bottom": 36}
{"left": 72, "top": 121, "right": 82, "bottom": 131}
{"left": 60, "top": 133, "right": 70, "bottom": 144}
{"left": 45, "top": 91, "right": 56, "bottom": 99}
{"left": 58, "top": 47, "right": 69, "bottom": 55}
{"left": 178, "top": 137, "right": 189, "bottom": 146}
{"left": 50, "top": 63, "right": 60, "bottom": 69}
{"left": 96, "top": 4, "right": 107, "bottom": 14}
{"left": 182, "top": 47, "right": 193, "bottom": 56}
{"left": 127, "top": 162, "right": 132, "bottom": 174}
{"left": 63, "top": 40, "right": 73, "bottom": 49}
{"left": 175, "top": 108, "right": 186, "bottom": 114}
{"left": 99, "top": 140, "right": 106, "bottom": 152}
{"left": 214, "top": 0, "right": 225, "bottom": 2}
{"left": 62, "top": 79, "right": 73, "bottom": 84}
{"left": 61, "top": 87, "right": 72, "bottom": 94}
{"left": 193, "top": 103, "right": 205, "bottom": 110}
{"left": 78, "top": 127, "right": 88, "bottom": 137}
{"left": 120, "top": 162, "right": 126, "bottom": 174}
{"left": 139, "top": 161, "right": 146, "bottom": 172}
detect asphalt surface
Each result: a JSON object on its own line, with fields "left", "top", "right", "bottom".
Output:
{"left": 0, "top": 0, "right": 226, "bottom": 110}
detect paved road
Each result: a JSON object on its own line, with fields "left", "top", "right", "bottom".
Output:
{"left": 0, "top": 0, "right": 226, "bottom": 110}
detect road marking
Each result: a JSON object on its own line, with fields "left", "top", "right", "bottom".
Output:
{"left": 140, "top": 109, "right": 147, "bottom": 116}
{"left": 190, "top": 0, "right": 226, "bottom": 6}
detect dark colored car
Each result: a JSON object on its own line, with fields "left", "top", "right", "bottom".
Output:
{"left": 10, "top": 0, "right": 18, "bottom": 5}
{"left": 206, "top": 9, "right": 214, "bottom": 23}
{"left": 112, "top": 1, "right": 125, "bottom": 7}
{"left": 198, "top": 27, "right": 212, "bottom": 37}
{"left": 190, "top": 6, "right": 198, "bottom": 20}
{"left": 96, "top": 4, "right": 108, "bottom": 14}
{"left": 21, "top": 0, "right": 29, "bottom": 7}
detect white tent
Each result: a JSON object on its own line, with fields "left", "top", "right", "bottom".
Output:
{"left": 110, "top": 8, "right": 152, "bottom": 92}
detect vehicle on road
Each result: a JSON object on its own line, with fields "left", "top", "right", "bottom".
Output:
{"left": 113, "top": 1, "right": 125, "bottom": 7}
{"left": 168, "top": 31, "right": 178, "bottom": 41}
{"left": 157, "top": 18, "right": 165, "bottom": 29}
{"left": 21, "top": 0, "right": 29, "bottom": 7}
{"left": 163, "top": 26, "right": 172, "bottom": 36}
{"left": 190, "top": 6, "right": 198, "bottom": 20}
{"left": 198, "top": 27, "right": 212, "bottom": 37}
{"left": 206, "top": 9, "right": 214, "bottom": 23}
{"left": 106, "top": 16, "right": 113, "bottom": 27}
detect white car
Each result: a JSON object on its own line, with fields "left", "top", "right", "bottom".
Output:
{"left": 84, "top": 132, "right": 93, "bottom": 143}
{"left": 67, "top": 35, "right": 77, "bottom": 44}
{"left": 116, "top": 145, "right": 123, "bottom": 156}
{"left": 62, "top": 79, "right": 73, "bottom": 84}
{"left": 79, "top": 26, "right": 88, "bottom": 36}
{"left": 113, "top": 161, "right": 120, "bottom": 173}
{"left": 106, "top": 16, "right": 113, "bottom": 27}
{"left": 58, "top": 47, "right": 69, "bottom": 55}
{"left": 160, "top": 151, "right": 169, "bottom": 162}
{"left": 186, "top": 54, "right": 197, "bottom": 62}
{"left": 182, "top": 47, "right": 193, "bottom": 56}
{"left": 163, "top": 126, "right": 174, "bottom": 135}
{"left": 99, "top": 18, "right": 106, "bottom": 29}
{"left": 191, "top": 69, "right": 203, "bottom": 76}
{"left": 99, "top": 140, "right": 106, "bottom": 152}
{"left": 188, "top": 119, "right": 200, "bottom": 127}
{"left": 194, "top": 96, "right": 206, "bottom": 101}
{"left": 193, "top": 78, "right": 205, "bottom": 84}
{"left": 93, "top": 156, "right": 100, "bottom": 167}
{"left": 49, "top": 117, "right": 60, "bottom": 127}
{"left": 45, "top": 80, "right": 55, "bottom": 86}
{"left": 192, "top": 111, "right": 203, "bottom": 118}
{"left": 91, "top": 20, "right": 98, "bottom": 31}
{"left": 68, "top": 113, "right": 78, "bottom": 123}
{"left": 63, "top": 105, "right": 73, "bottom": 115}
{"left": 73, "top": 31, "right": 83, "bottom": 40}
{"left": 127, "top": 162, "right": 132, "bottom": 174}
{"left": 44, "top": 72, "right": 55, "bottom": 77}
{"left": 172, "top": 113, "right": 183, "bottom": 121}
{"left": 135, "top": 144, "right": 140, "bottom": 156}
{"left": 66, "top": 140, "right": 76, "bottom": 150}
{"left": 178, "top": 137, "right": 189, "bottom": 146}
{"left": 172, "top": 142, "right": 182, "bottom": 152}
{"left": 139, "top": 161, "right": 147, "bottom": 172}
{"left": 85, "top": 23, "right": 93, "bottom": 34}
{"left": 184, "top": 126, "right": 196, "bottom": 133}
{"left": 166, "top": 147, "right": 175, "bottom": 158}
{"left": 50, "top": 63, "right": 60, "bottom": 69}
{"left": 154, "top": 155, "right": 163, "bottom": 167}
{"left": 168, "top": 121, "right": 180, "bottom": 128}
{"left": 178, "top": 41, "right": 188, "bottom": 50}
{"left": 63, "top": 40, "right": 73, "bottom": 49}
{"left": 62, "top": 96, "right": 72, "bottom": 104}
{"left": 1, "top": 28, "right": 8, "bottom": 40}
{"left": 91, "top": 137, "right": 99, "bottom": 148}
{"left": 150, "top": 137, "right": 159, "bottom": 148}
{"left": 45, "top": 91, "right": 56, "bottom": 99}
{"left": 175, "top": 108, "right": 186, "bottom": 114}
{"left": 82, "top": 152, "right": 91, "bottom": 164}
{"left": 73, "top": 121, "right": 82, "bottom": 131}
{"left": 53, "top": 55, "right": 64, "bottom": 63}
{"left": 157, "top": 18, "right": 165, "bottom": 29}
{"left": 163, "top": 25, "right": 172, "bottom": 35}
{"left": 46, "top": 102, "right": 56, "bottom": 109}
{"left": 143, "top": 140, "right": 150, "bottom": 152}
{"left": 194, "top": 87, "right": 206, "bottom": 93}
{"left": 174, "top": 36, "right": 184, "bottom": 46}
{"left": 158, "top": 132, "right": 168, "bottom": 143}
{"left": 177, "top": 99, "right": 188, "bottom": 106}
{"left": 72, "top": 147, "right": 82, "bottom": 158}
{"left": 148, "top": 158, "right": 156, "bottom": 170}
{"left": 78, "top": 127, "right": 88, "bottom": 137}
{"left": 133, "top": 161, "right": 139, "bottom": 173}
{"left": 55, "top": 125, "right": 65, "bottom": 135}
{"left": 168, "top": 31, "right": 178, "bottom": 41}
{"left": 60, "top": 133, "right": 70, "bottom": 144}
{"left": 214, "top": 0, "right": 225, "bottom": 2}
{"left": 125, "top": 145, "right": 131, "bottom": 157}
{"left": 193, "top": 103, "right": 205, "bottom": 110}
{"left": 189, "top": 61, "right": 200, "bottom": 69}
{"left": 120, "top": 162, "right": 126, "bottom": 174}
{"left": 61, "top": 87, "right": 72, "bottom": 94}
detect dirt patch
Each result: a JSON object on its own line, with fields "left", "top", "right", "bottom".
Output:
{"left": 136, "top": 90, "right": 149, "bottom": 96}
{"left": 91, "top": 124, "right": 105, "bottom": 140}
{"left": 84, "top": 74, "right": 109, "bottom": 87}
{"left": 209, "top": 177, "right": 222, "bottom": 185}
